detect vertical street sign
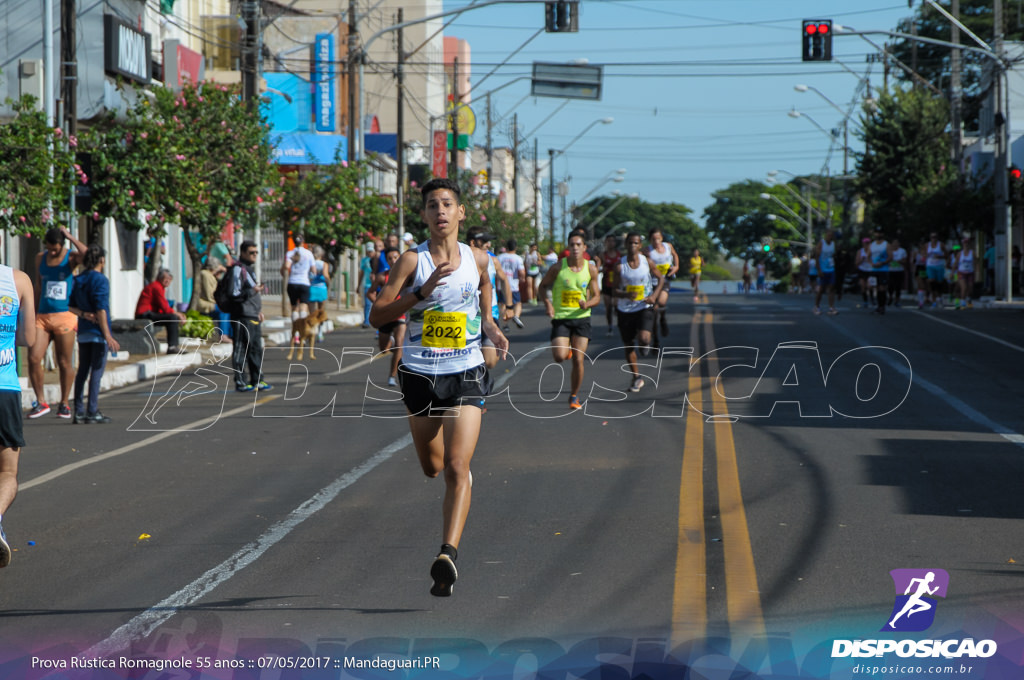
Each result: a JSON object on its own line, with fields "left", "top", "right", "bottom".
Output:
{"left": 313, "top": 33, "right": 336, "bottom": 132}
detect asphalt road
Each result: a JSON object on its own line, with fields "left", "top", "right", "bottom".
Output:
{"left": 2, "top": 288, "right": 1023, "bottom": 678}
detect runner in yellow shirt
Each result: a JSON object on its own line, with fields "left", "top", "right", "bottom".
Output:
{"left": 688, "top": 247, "right": 704, "bottom": 301}
{"left": 537, "top": 232, "right": 602, "bottom": 410}
{"left": 645, "top": 227, "right": 679, "bottom": 336}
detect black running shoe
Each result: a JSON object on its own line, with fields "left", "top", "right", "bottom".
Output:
{"left": 430, "top": 553, "right": 458, "bottom": 597}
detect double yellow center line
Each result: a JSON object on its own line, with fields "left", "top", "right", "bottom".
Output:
{"left": 672, "top": 306, "right": 764, "bottom": 644}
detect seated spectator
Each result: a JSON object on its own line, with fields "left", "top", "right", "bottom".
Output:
{"left": 194, "top": 261, "right": 223, "bottom": 317}
{"left": 135, "top": 269, "right": 187, "bottom": 354}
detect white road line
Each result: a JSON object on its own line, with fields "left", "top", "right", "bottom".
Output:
{"left": 831, "top": 325, "right": 1024, "bottom": 450}
{"left": 22, "top": 355, "right": 378, "bottom": 493}
{"left": 83, "top": 434, "right": 412, "bottom": 659}
{"left": 82, "top": 344, "right": 546, "bottom": 657}
{"left": 19, "top": 396, "right": 281, "bottom": 492}
{"left": 909, "top": 309, "right": 1024, "bottom": 353}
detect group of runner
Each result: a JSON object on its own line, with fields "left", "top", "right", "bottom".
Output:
{"left": 369, "top": 178, "right": 697, "bottom": 598}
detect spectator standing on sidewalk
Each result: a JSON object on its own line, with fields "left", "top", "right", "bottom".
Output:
{"left": 0, "top": 263, "right": 36, "bottom": 568}
{"left": 27, "top": 226, "right": 86, "bottom": 420}
{"left": 135, "top": 269, "right": 186, "bottom": 354}
{"left": 69, "top": 244, "right": 120, "bottom": 424}
{"left": 359, "top": 243, "right": 376, "bottom": 328}
{"left": 227, "top": 241, "right": 271, "bottom": 392}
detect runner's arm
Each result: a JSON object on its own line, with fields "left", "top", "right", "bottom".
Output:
{"left": 15, "top": 270, "right": 36, "bottom": 348}
{"left": 63, "top": 226, "right": 88, "bottom": 265}
{"left": 646, "top": 256, "right": 667, "bottom": 304}
{"left": 582, "top": 262, "right": 602, "bottom": 310}
{"left": 368, "top": 251, "right": 421, "bottom": 328}
{"left": 668, "top": 244, "right": 680, "bottom": 277}
{"left": 493, "top": 256, "right": 513, "bottom": 310}
{"left": 476, "top": 250, "right": 508, "bottom": 358}
{"left": 536, "top": 261, "right": 561, "bottom": 316}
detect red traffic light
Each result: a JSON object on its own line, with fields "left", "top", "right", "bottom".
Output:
{"left": 805, "top": 24, "right": 817, "bottom": 35}
{"left": 817, "top": 23, "right": 830, "bottom": 34}
{"left": 1011, "top": 167, "right": 1022, "bottom": 180}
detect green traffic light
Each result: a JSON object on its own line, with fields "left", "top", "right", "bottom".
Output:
{"left": 763, "top": 244, "right": 771, "bottom": 252}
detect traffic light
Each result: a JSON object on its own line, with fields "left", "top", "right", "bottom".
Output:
{"left": 761, "top": 236, "right": 773, "bottom": 253}
{"left": 802, "top": 20, "right": 833, "bottom": 62}
{"left": 545, "top": 1, "right": 579, "bottom": 33}
{"left": 1010, "top": 166, "right": 1023, "bottom": 205}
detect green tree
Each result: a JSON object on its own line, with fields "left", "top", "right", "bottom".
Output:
{"left": 85, "top": 82, "right": 276, "bottom": 307}
{"left": 854, "top": 85, "right": 962, "bottom": 242}
{"left": 701, "top": 180, "right": 805, "bottom": 276}
{"left": 582, "top": 195, "right": 707, "bottom": 254}
{"left": 268, "top": 154, "right": 398, "bottom": 261}
{"left": 887, "top": 0, "right": 1016, "bottom": 130}
{"left": 0, "top": 96, "right": 79, "bottom": 236}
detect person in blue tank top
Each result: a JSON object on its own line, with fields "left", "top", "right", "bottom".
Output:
{"left": 370, "top": 178, "right": 508, "bottom": 598}
{"left": 0, "top": 263, "right": 37, "bottom": 568}
{"left": 27, "top": 227, "right": 86, "bottom": 420}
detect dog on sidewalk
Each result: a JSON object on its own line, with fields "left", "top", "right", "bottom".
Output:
{"left": 286, "top": 308, "right": 328, "bottom": 360}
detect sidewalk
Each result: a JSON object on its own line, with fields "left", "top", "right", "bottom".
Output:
{"left": 20, "top": 306, "right": 366, "bottom": 410}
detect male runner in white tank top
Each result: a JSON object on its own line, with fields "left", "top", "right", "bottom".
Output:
{"left": 370, "top": 178, "right": 508, "bottom": 597}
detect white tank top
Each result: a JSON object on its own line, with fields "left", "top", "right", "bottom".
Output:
{"left": 487, "top": 254, "right": 498, "bottom": 319}
{"left": 819, "top": 240, "right": 836, "bottom": 273}
{"left": 926, "top": 243, "right": 945, "bottom": 267}
{"left": 647, "top": 244, "right": 673, "bottom": 277}
{"left": 957, "top": 249, "right": 974, "bottom": 273}
{"left": 401, "top": 242, "right": 484, "bottom": 375}
{"left": 870, "top": 240, "right": 889, "bottom": 271}
{"left": 617, "top": 255, "right": 654, "bottom": 314}
{"left": 858, "top": 248, "right": 873, "bottom": 272}
{"left": 0, "top": 265, "right": 21, "bottom": 392}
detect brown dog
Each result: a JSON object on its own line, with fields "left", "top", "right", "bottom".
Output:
{"left": 286, "top": 308, "right": 328, "bottom": 360}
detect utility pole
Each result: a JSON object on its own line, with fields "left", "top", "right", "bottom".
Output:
{"left": 512, "top": 114, "right": 519, "bottom": 212}
{"left": 347, "top": 0, "right": 358, "bottom": 163}
{"left": 950, "top": 0, "right": 964, "bottom": 214}
{"left": 241, "top": 0, "right": 260, "bottom": 105}
{"left": 486, "top": 92, "right": 494, "bottom": 204}
{"left": 60, "top": 0, "right": 77, "bottom": 217}
{"left": 548, "top": 148, "right": 556, "bottom": 242}
{"left": 994, "top": 0, "right": 1014, "bottom": 301}
{"left": 396, "top": 8, "right": 405, "bottom": 235}
{"left": 450, "top": 58, "right": 459, "bottom": 179}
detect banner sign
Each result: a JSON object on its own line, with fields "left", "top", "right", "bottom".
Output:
{"left": 432, "top": 129, "right": 448, "bottom": 178}
{"left": 313, "top": 33, "right": 336, "bottom": 132}
{"left": 104, "top": 15, "right": 151, "bottom": 85}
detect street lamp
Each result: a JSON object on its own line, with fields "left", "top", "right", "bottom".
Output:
{"left": 766, "top": 215, "right": 813, "bottom": 249}
{"left": 761, "top": 192, "right": 813, "bottom": 249}
{"left": 603, "top": 220, "right": 636, "bottom": 239}
{"left": 787, "top": 108, "right": 835, "bottom": 144}
{"left": 548, "top": 117, "right": 614, "bottom": 240}
{"left": 794, "top": 85, "right": 852, "bottom": 176}
{"left": 582, "top": 194, "right": 638, "bottom": 239}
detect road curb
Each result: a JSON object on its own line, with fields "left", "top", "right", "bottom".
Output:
{"left": 21, "top": 310, "right": 365, "bottom": 410}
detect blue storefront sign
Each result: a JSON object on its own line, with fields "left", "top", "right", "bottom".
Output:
{"left": 313, "top": 33, "right": 336, "bottom": 132}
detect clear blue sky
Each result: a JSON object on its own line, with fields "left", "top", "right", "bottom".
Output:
{"left": 443, "top": 0, "right": 916, "bottom": 225}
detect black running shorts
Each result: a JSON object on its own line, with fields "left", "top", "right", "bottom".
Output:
{"left": 398, "top": 363, "right": 491, "bottom": 416}
{"left": 0, "top": 391, "right": 25, "bottom": 449}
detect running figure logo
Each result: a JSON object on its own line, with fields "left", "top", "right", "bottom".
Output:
{"left": 883, "top": 569, "right": 949, "bottom": 632}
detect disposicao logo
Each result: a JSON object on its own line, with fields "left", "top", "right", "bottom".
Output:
{"left": 883, "top": 568, "right": 949, "bottom": 632}
{"left": 831, "top": 568, "right": 998, "bottom": 660}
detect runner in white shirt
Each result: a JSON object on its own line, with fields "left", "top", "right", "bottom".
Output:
{"left": 888, "top": 238, "right": 908, "bottom": 308}
{"left": 370, "top": 178, "right": 508, "bottom": 598}
{"left": 497, "top": 240, "right": 526, "bottom": 331}
{"left": 281, "top": 233, "right": 317, "bottom": 324}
